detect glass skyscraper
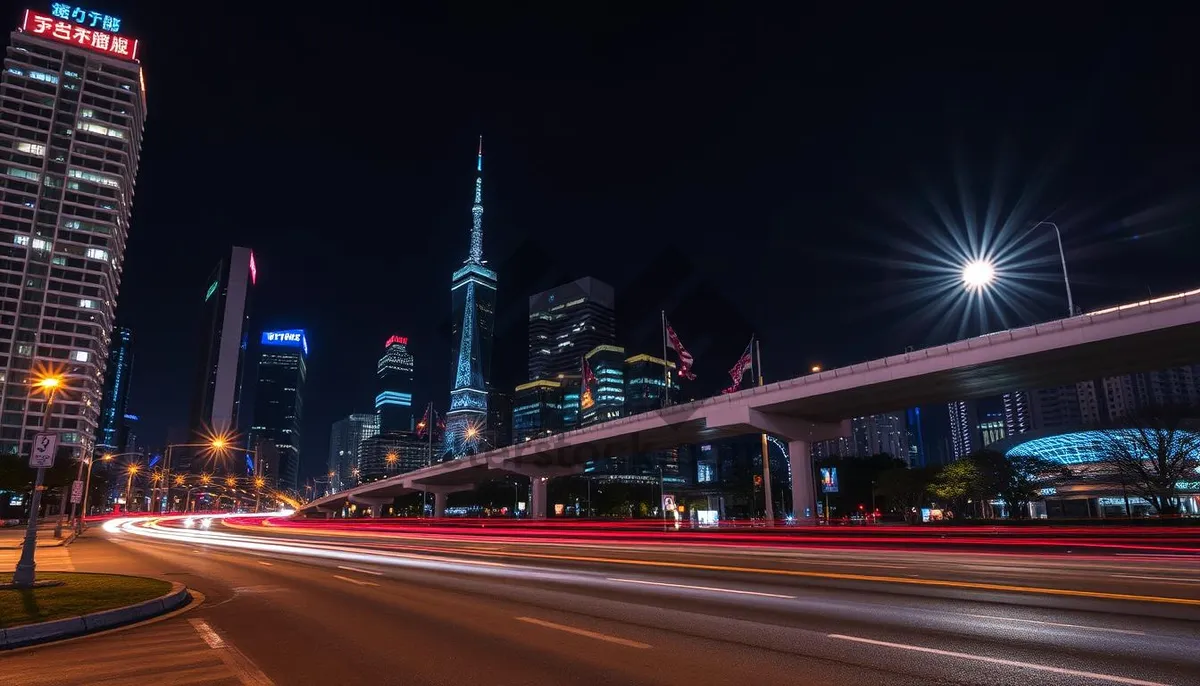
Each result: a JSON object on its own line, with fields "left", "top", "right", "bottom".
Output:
{"left": 0, "top": 13, "right": 145, "bottom": 464}
{"left": 327, "top": 412, "right": 379, "bottom": 492}
{"left": 446, "top": 139, "right": 496, "bottom": 457}
{"left": 528, "top": 277, "right": 616, "bottom": 381}
{"left": 248, "top": 329, "right": 307, "bottom": 491}
{"left": 186, "top": 246, "right": 254, "bottom": 474}
{"left": 96, "top": 326, "right": 133, "bottom": 455}
{"left": 376, "top": 335, "right": 414, "bottom": 431}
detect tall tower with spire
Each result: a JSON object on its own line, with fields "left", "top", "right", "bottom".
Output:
{"left": 445, "top": 138, "right": 497, "bottom": 457}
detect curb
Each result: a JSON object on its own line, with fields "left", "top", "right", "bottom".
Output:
{"left": 0, "top": 581, "right": 190, "bottom": 649}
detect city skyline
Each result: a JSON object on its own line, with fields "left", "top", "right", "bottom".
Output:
{"left": 57, "top": 4, "right": 1200, "bottom": 489}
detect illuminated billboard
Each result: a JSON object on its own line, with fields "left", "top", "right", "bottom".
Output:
{"left": 820, "top": 467, "right": 839, "bottom": 493}
{"left": 385, "top": 335, "right": 408, "bottom": 347}
{"left": 262, "top": 329, "right": 308, "bottom": 357}
{"left": 22, "top": 9, "right": 139, "bottom": 60}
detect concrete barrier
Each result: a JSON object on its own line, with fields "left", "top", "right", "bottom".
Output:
{"left": 1, "top": 581, "right": 189, "bottom": 649}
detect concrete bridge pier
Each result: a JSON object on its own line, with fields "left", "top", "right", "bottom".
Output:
{"left": 348, "top": 495, "right": 392, "bottom": 518}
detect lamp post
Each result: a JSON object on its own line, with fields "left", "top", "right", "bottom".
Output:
{"left": 12, "top": 373, "right": 64, "bottom": 587}
{"left": 1032, "top": 221, "right": 1075, "bottom": 317}
{"left": 75, "top": 452, "right": 118, "bottom": 533}
{"left": 123, "top": 463, "right": 140, "bottom": 513}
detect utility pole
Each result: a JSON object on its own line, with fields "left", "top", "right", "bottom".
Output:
{"left": 755, "top": 339, "right": 774, "bottom": 526}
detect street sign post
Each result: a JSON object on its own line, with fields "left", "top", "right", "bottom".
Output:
{"left": 663, "top": 494, "right": 676, "bottom": 512}
{"left": 70, "top": 480, "right": 83, "bottom": 504}
{"left": 29, "top": 432, "right": 58, "bottom": 468}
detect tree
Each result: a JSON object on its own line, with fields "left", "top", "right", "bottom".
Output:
{"left": 875, "top": 466, "right": 936, "bottom": 521}
{"left": 927, "top": 458, "right": 979, "bottom": 515}
{"left": 975, "top": 450, "right": 1053, "bottom": 520}
{"left": 1096, "top": 406, "right": 1200, "bottom": 516}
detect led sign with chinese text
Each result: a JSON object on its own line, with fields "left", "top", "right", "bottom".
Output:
{"left": 385, "top": 335, "right": 408, "bottom": 348}
{"left": 50, "top": 4, "right": 120, "bottom": 31}
{"left": 262, "top": 329, "right": 308, "bottom": 356}
{"left": 23, "top": 9, "right": 138, "bottom": 60}
{"left": 248, "top": 251, "right": 257, "bottom": 285}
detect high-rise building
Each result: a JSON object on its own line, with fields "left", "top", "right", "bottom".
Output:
{"left": 487, "top": 389, "right": 512, "bottom": 449}
{"left": 582, "top": 345, "right": 625, "bottom": 426}
{"left": 948, "top": 400, "right": 976, "bottom": 459}
{"left": 359, "top": 431, "right": 437, "bottom": 482}
{"left": 0, "top": 11, "right": 146, "bottom": 463}
{"left": 528, "top": 277, "right": 616, "bottom": 381}
{"left": 376, "top": 335, "right": 413, "bottom": 432}
{"left": 187, "top": 246, "right": 255, "bottom": 473}
{"left": 851, "top": 412, "right": 908, "bottom": 461}
{"left": 624, "top": 354, "right": 678, "bottom": 415}
{"left": 446, "top": 139, "right": 496, "bottom": 457}
{"left": 248, "top": 329, "right": 307, "bottom": 491}
{"left": 96, "top": 326, "right": 133, "bottom": 455}
{"left": 327, "top": 413, "right": 379, "bottom": 492}
{"left": 513, "top": 379, "right": 564, "bottom": 443}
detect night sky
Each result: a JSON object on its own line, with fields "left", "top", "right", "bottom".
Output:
{"left": 66, "top": 3, "right": 1200, "bottom": 482}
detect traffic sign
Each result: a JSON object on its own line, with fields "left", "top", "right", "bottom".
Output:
{"left": 29, "top": 432, "right": 58, "bottom": 468}
{"left": 70, "top": 480, "right": 84, "bottom": 503}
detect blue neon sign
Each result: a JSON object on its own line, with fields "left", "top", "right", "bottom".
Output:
{"left": 50, "top": 4, "right": 121, "bottom": 32}
{"left": 261, "top": 329, "right": 308, "bottom": 356}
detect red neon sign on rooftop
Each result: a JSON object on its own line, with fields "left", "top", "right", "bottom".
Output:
{"left": 22, "top": 9, "right": 139, "bottom": 60}
{"left": 385, "top": 335, "right": 408, "bottom": 348}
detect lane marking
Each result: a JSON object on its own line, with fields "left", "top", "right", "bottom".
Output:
{"left": 189, "top": 618, "right": 275, "bottom": 685}
{"left": 336, "top": 564, "right": 384, "bottom": 576}
{"left": 189, "top": 618, "right": 226, "bottom": 648}
{"left": 608, "top": 577, "right": 796, "bottom": 599}
{"left": 515, "top": 616, "right": 651, "bottom": 649}
{"left": 257, "top": 561, "right": 273, "bottom": 566}
{"left": 396, "top": 547, "right": 1200, "bottom": 607}
{"left": 1113, "top": 574, "right": 1200, "bottom": 584}
{"left": 963, "top": 613, "right": 1146, "bottom": 635}
{"left": 827, "top": 634, "right": 1170, "bottom": 686}
{"left": 333, "top": 574, "right": 379, "bottom": 587}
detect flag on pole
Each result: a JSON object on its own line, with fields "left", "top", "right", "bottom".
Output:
{"left": 416, "top": 404, "right": 431, "bottom": 437}
{"left": 722, "top": 338, "right": 754, "bottom": 394}
{"left": 665, "top": 320, "right": 697, "bottom": 380}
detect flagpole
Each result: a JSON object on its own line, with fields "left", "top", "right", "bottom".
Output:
{"left": 755, "top": 337, "right": 775, "bottom": 526}
{"left": 661, "top": 311, "right": 669, "bottom": 409}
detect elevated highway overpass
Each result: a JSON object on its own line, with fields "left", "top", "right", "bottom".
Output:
{"left": 300, "top": 287, "right": 1200, "bottom": 521}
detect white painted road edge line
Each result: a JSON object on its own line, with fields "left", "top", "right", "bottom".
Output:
{"left": 963, "top": 613, "right": 1146, "bottom": 636}
{"left": 257, "top": 561, "right": 273, "bottom": 566}
{"left": 515, "top": 616, "right": 651, "bottom": 649}
{"left": 608, "top": 577, "right": 796, "bottom": 599}
{"left": 333, "top": 574, "right": 379, "bottom": 587}
{"left": 1112, "top": 574, "right": 1200, "bottom": 584}
{"left": 826, "top": 634, "right": 1171, "bottom": 686}
{"left": 337, "top": 564, "right": 384, "bottom": 576}
{"left": 189, "top": 619, "right": 275, "bottom": 686}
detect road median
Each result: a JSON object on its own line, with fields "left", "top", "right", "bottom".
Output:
{"left": 0, "top": 573, "right": 190, "bottom": 649}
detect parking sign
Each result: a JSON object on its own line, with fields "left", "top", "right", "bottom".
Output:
{"left": 29, "top": 432, "right": 58, "bottom": 468}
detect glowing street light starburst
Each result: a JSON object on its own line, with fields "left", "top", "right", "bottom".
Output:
{"left": 961, "top": 259, "right": 996, "bottom": 291}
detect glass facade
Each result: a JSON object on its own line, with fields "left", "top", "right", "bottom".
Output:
{"left": 359, "top": 430, "right": 439, "bottom": 482}
{"left": 95, "top": 325, "right": 132, "bottom": 454}
{"left": 248, "top": 332, "right": 307, "bottom": 492}
{"left": 527, "top": 277, "right": 616, "bottom": 381}
{"left": 376, "top": 336, "right": 414, "bottom": 431}
{"left": 327, "top": 413, "right": 379, "bottom": 492}
{"left": 0, "top": 27, "right": 145, "bottom": 463}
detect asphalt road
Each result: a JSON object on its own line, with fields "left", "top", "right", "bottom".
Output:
{"left": 1, "top": 516, "right": 1198, "bottom": 685}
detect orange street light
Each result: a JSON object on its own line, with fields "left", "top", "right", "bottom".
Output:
{"left": 811, "top": 364, "right": 822, "bottom": 373}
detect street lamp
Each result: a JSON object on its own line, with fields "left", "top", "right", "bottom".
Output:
{"left": 1032, "top": 221, "right": 1075, "bottom": 317}
{"left": 961, "top": 259, "right": 996, "bottom": 292}
{"left": 123, "top": 463, "right": 141, "bottom": 514}
{"left": 12, "top": 372, "right": 65, "bottom": 586}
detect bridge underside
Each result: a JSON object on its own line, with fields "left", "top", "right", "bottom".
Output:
{"left": 761, "top": 321, "right": 1200, "bottom": 421}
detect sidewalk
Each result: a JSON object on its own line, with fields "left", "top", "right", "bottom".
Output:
{"left": 0, "top": 523, "right": 72, "bottom": 550}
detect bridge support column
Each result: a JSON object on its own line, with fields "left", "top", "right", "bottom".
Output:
{"left": 433, "top": 492, "right": 447, "bottom": 518}
{"left": 530, "top": 476, "right": 547, "bottom": 519}
{"left": 788, "top": 439, "right": 815, "bottom": 523}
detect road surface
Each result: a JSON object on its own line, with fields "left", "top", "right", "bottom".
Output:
{"left": 1, "top": 515, "right": 1197, "bottom": 685}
